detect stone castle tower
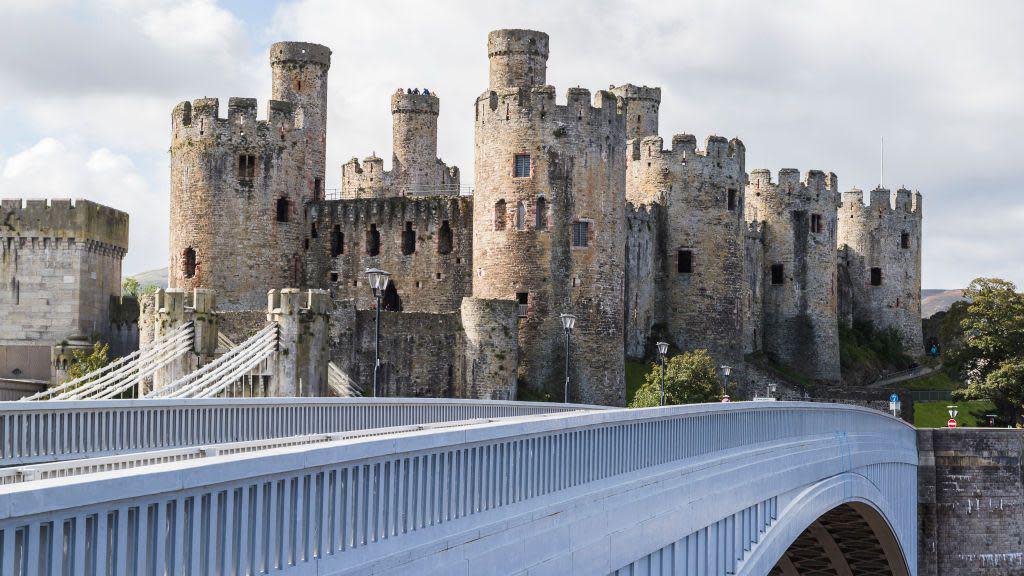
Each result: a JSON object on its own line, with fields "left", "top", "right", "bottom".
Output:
{"left": 838, "top": 187, "right": 923, "bottom": 353}
{"left": 341, "top": 90, "right": 460, "bottom": 198}
{"left": 168, "top": 42, "right": 330, "bottom": 309}
{"left": 472, "top": 29, "right": 626, "bottom": 405}
{"left": 746, "top": 169, "right": 842, "bottom": 381}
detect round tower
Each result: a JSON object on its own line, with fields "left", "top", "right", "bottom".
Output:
{"left": 624, "top": 133, "right": 747, "bottom": 369}
{"left": 168, "top": 96, "right": 306, "bottom": 310}
{"left": 487, "top": 29, "right": 549, "bottom": 89}
{"left": 474, "top": 30, "right": 626, "bottom": 405}
{"left": 745, "top": 169, "right": 841, "bottom": 381}
{"left": 391, "top": 89, "right": 440, "bottom": 194}
{"left": 838, "top": 187, "right": 923, "bottom": 354}
{"left": 270, "top": 41, "right": 331, "bottom": 200}
{"left": 610, "top": 84, "right": 661, "bottom": 141}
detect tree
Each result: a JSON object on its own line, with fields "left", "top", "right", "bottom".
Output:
{"left": 629, "top": 349, "right": 723, "bottom": 408}
{"left": 956, "top": 359, "right": 1024, "bottom": 426}
{"left": 121, "top": 276, "right": 139, "bottom": 299}
{"left": 64, "top": 342, "right": 110, "bottom": 384}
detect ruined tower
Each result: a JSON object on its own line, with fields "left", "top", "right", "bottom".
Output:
{"left": 623, "top": 134, "right": 747, "bottom": 369}
{"left": 270, "top": 42, "right": 331, "bottom": 200}
{"left": 838, "top": 187, "right": 923, "bottom": 353}
{"left": 746, "top": 169, "right": 841, "bottom": 381}
{"left": 473, "top": 29, "right": 626, "bottom": 405}
{"left": 341, "top": 90, "right": 460, "bottom": 198}
{"left": 169, "top": 42, "right": 331, "bottom": 309}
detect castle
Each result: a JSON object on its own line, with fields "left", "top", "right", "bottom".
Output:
{"left": 168, "top": 30, "right": 923, "bottom": 405}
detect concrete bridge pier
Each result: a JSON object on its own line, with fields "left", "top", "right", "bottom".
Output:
{"left": 267, "top": 288, "right": 331, "bottom": 397}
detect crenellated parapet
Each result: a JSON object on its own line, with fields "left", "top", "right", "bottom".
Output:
{"left": 0, "top": 198, "right": 129, "bottom": 254}
{"left": 171, "top": 97, "right": 300, "bottom": 146}
{"left": 475, "top": 85, "right": 622, "bottom": 140}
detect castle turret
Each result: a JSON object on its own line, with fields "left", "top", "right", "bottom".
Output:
{"left": 838, "top": 186, "right": 923, "bottom": 353}
{"left": 745, "top": 169, "right": 841, "bottom": 381}
{"left": 270, "top": 41, "right": 331, "bottom": 200}
{"left": 474, "top": 29, "right": 626, "bottom": 405}
{"left": 340, "top": 90, "right": 460, "bottom": 198}
{"left": 610, "top": 84, "right": 661, "bottom": 141}
{"left": 623, "top": 133, "right": 747, "bottom": 370}
{"left": 487, "top": 29, "right": 549, "bottom": 89}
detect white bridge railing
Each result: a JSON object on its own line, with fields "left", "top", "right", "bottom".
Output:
{"left": 19, "top": 323, "right": 195, "bottom": 402}
{"left": 0, "top": 398, "right": 602, "bottom": 467}
{"left": 0, "top": 402, "right": 915, "bottom": 576}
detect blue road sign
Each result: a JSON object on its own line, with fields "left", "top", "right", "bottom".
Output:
{"left": 889, "top": 393, "right": 899, "bottom": 403}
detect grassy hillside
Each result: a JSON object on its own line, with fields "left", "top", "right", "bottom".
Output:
{"left": 914, "top": 399, "right": 995, "bottom": 428}
{"left": 124, "top": 267, "right": 168, "bottom": 291}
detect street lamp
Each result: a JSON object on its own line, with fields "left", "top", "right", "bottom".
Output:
{"left": 366, "top": 268, "right": 391, "bottom": 397}
{"left": 656, "top": 341, "right": 669, "bottom": 406}
{"left": 720, "top": 365, "right": 732, "bottom": 403}
{"left": 560, "top": 314, "right": 576, "bottom": 403}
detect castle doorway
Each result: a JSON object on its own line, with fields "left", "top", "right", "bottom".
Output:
{"left": 382, "top": 280, "right": 402, "bottom": 312}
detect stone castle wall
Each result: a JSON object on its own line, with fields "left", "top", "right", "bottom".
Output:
{"left": 746, "top": 169, "right": 842, "bottom": 381}
{"left": 839, "top": 187, "right": 923, "bottom": 353}
{"left": 624, "top": 134, "right": 747, "bottom": 368}
{"left": 304, "top": 196, "right": 472, "bottom": 313}
{"left": 918, "top": 429, "right": 1024, "bottom": 576}
{"left": 624, "top": 203, "right": 662, "bottom": 359}
{"left": 0, "top": 199, "right": 128, "bottom": 380}
{"left": 472, "top": 30, "right": 626, "bottom": 405}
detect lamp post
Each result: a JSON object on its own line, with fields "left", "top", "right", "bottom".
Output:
{"left": 720, "top": 365, "right": 732, "bottom": 403}
{"left": 560, "top": 314, "right": 576, "bottom": 403}
{"left": 656, "top": 341, "right": 669, "bottom": 406}
{"left": 365, "top": 268, "right": 391, "bottom": 397}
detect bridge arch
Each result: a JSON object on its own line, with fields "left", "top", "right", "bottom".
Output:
{"left": 741, "top": 472, "right": 914, "bottom": 576}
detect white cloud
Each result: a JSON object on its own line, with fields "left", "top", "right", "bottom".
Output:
{"left": 0, "top": 137, "right": 164, "bottom": 276}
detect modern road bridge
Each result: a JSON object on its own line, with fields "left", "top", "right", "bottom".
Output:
{"left": 0, "top": 399, "right": 917, "bottom": 575}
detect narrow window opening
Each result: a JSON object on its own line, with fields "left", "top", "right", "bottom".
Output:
{"left": 437, "top": 220, "right": 453, "bottom": 254}
{"left": 402, "top": 221, "right": 416, "bottom": 255}
{"left": 494, "top": 199, "right": 507, "bottom": 230}
{"left": 871, "top": 267, "right": 883, "bottom": 286}
{"left": 238, "top": 154, "right": 256, "bottom": 184}
{"left": 314, "top": 177, "right": 323, "bottom": 200}
{"left": 900, "top": 232, "right": 910, "bottom": 249}
{"left": 810, "top": 214, "right": 823, "bottom": 233}
{"left": 727, "top": 189, "right": 737, "bottom": 211}
{"left": 330, "top": 225, "right": 344, "bottom": 257}
{"left": 516, "top": 292, "right": 529, "bottom": 317}
{"left": 329, "top": 271, "right": 339, "bottom": 282}
{"left": 572, "top": 221, "right": 590, "bottom": 248}
{"left": 382, "top": 281, "right": 402, "bottom": 311}
{"left": 771, "top": 264, "right": 785, "bottom": 285}
{"left": 366, "top": 224, "right": 380, "bottom": 256}
{"left": 183, "top": 247, "right": 197, "bottom": 279}
{"left": 275, "top": 197, "right": 290, "bottom": 223}
{"left": 513, "top": 154, "right": 531, "bottom": 178}
{"left": 535, "top": 196, "right": 548, "bottom": 229}
{"left": 677, "top": 250, "right": 693, "bottom": 274}
{"left": 310, "top": 222, "right": 318, "bottom": 238}
{"left": 516, "top": 201, "right": 527, "bottom": 231}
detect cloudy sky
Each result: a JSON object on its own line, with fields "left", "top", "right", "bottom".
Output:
{"left": 1, "top": 0, "right": 1021, "bottom": 288}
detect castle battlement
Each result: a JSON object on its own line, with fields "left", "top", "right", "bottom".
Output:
{"left": 172, "top": 98, "right": 298, "bottom": 138}
{"left": 629, "top": 133, "right": 745, "bottom": 162}
{"left": 391, "top": 90, "right": 440, "bottom": 115}
{"left": 749, "top": 168, "right": 838, "bottom": 196}
{"left": 0, "top": 198, "right": 128, "bottom": 250}
{"left": 269, "top": 41, "right": 331, "bottom": 68}
{"left": 476, "top": 85, "right": 621, "bottom": 130}
{"left": 841, "top": 186, "right": 922, "bottom": 216}
{"left": 610, "top": 84, "right": 661, "bottom": 103}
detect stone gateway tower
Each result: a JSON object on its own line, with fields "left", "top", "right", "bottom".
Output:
{"left": 746, "top": 169, "right": 842, "bottom": 381}
{"left": 838, "top": 187, "right": 923, "bottom": 353}
{"left": 169, "top": 42, "right": 331, "bottom": 309}
{"left": 472, "top": 29, "right": 627, "bottom": 405}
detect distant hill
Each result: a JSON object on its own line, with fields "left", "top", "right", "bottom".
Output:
{"left": 922, "top": 289, "right": 966, "bottom": 318}
{"left": 125, "top": 267, "right": 168, "bottom": 291}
